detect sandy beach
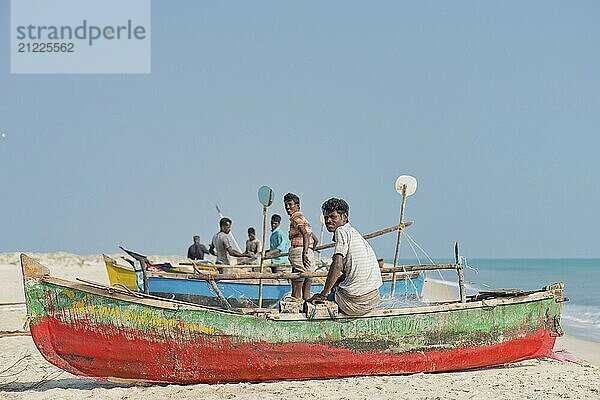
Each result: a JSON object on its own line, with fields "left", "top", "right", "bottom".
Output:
{"left": 1, "top": 252, "right": 599, "bottom": 399}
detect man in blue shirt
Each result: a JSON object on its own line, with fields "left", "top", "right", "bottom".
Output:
{"left": 264, "top": 214, "right": 290, "bottom": 273}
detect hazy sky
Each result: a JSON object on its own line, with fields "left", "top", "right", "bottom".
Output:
{"left": 1, "top": 1, "right": 599, "bottom": 258}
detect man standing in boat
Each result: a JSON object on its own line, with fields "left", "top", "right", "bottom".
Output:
{"left": 240, "top": 227, "right": 261, "bottom": 265}
{"left": 308, "top": 198, "right": 382, "bottom": 316}
{"left": 264, "top": 214, "right": 290, "bottom": 273}
{"left": 209, "top": 217, "right": 251, "bottom": 274}
{"left": 284, "top": 193, "right": 319, "bottom": 300}
{"left": 187, "top": 235, "right": 210, "bottom": 261}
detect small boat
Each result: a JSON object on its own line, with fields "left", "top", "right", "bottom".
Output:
{"left": 21, "top": 253, "right": 565, "bottom": 384}
{"left": 103, "top": 254, "right": 425, "bottom": 307}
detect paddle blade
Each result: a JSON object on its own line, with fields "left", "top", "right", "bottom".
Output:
{"left": 258, "top": 185, "right": 274, "bottom": 207}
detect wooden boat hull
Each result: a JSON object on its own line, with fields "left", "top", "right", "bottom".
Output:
{"left": 23, "top": 254, "right": 564, "bottom": 384}
{"left": 104, "top": 255, "right": 425, "bottom": 307}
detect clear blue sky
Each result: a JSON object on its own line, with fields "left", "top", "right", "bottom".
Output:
{"left": 1, "top": 1, "right": 599, "bottom": 258}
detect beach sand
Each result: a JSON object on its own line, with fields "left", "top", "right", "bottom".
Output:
{"left": 1, "top": 252, "right": 599, "bottom": 399}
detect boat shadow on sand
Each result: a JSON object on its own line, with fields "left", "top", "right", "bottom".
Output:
{"left": 0, "top": 377, "right": 125, "bottom": 392}
{"left": 0, "top": 360, "right": 550, "bottom": 392}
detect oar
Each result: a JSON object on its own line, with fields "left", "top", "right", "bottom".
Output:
{"left": 215, "top": 204, "right": 243, "bottom": 252}
{"left": 257, "top": 186, "right": 274, "bottom": 308}
{"left": 390, "top": 175, "right": 417, "bottom": 297}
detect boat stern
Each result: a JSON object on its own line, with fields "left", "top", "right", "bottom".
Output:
{"left": 21, "top": 253, "right": 49, "bottom": 280}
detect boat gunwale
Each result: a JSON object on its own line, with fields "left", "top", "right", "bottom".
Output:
{"left": 29, "top": 273, "right": 559, "bottom": 322}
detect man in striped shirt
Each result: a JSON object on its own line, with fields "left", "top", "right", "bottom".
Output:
{"left": 308, "top": 198, "right": 382, "bottom": 316}
{"left": 284, "top": 193, "right": 318, "bottom": 300}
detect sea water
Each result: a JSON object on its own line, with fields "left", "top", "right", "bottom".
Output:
{"left": 425, "top": 259, "right": 600, "bottom": 343}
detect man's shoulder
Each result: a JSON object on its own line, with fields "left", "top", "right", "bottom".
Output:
{"left": 336, "top": 223, "right": 355, "bottom": 235}
{"left": 216, "top": 232, "right": 229, "bottom": 242}
{"left": 271, "top": 228, "right": 283, "bottom": 237}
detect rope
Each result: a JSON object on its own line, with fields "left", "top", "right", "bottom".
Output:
{"left": 403, "top": 237, "right": 422, "bottom": 301}
{"left": 404, "top": 232, "right": 449, "bottom": 285}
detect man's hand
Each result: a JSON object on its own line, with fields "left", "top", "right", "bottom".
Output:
{"left": 302, "top": 252, "right": 311, "bottom": 269}
{"left": 307, "top": 293, "right": 327, "bottom": 303}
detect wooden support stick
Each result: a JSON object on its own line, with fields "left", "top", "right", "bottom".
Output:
{"left": 455, "top": 242, "right": 466, "bottom": 303}
{"left": 258, "top": 205, "right": 268, "bottom": 308}
{"left": 391, "top": 185, "right": 408, "bottom": 297}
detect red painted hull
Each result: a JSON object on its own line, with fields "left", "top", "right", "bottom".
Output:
{"left": 31, "top": 316, "right": 556, "bottom": 384}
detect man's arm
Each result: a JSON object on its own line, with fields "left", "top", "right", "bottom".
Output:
{"left": 187, "top": 246, "right": 193, "bottom": 259}
{"left": 226, "top": 246, "right": 250, "bottom": 258}
{"left": 311, "top": 232, "right": 319, "bottom": 248}
{"left": 209, "top": 243, "right": 216, "bottom": 256}
{"left": 201, "top": 244, "right": 210, "bottom": 256}
{"left": 299, "top": 225, "right": 311, "bottom": 269}
{"left": 308, "top": 254, "right": 343, "bottom": 302}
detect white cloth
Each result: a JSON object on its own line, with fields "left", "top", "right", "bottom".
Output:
{"left": 334, "top": 223, "right": 383, "bottom": 296}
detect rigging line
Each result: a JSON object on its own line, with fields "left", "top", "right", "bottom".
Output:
{"left": 404, "top": 232, "right": 448, "bottom": 284}
{"left": 403, "top": 237, "right": 422, "bottom": 301}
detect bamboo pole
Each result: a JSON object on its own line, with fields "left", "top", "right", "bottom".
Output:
{"left": 258, "top": 204, "right": 268, "bottom": 308}
{"left": 390, "top": 185, "right": 408, "bottom": 297}
{"left": 317, "top": 215, "right": 325, "bottom": 263}
{"left": 187, "top": 263, "right": 458, "bottom": 281}
{"left": 278, "top": 221, "right": 413, "bottom": 257}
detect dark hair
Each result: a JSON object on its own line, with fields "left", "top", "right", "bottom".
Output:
{"left": 219, "top": 217, "right": 232, "bottom": 228}
{"left": 248, "top": 227, "right": 255, "bottom": 235}
{"left": 283, "top": 192, "right": 300, "bottom": 206}
{"left": 271, "top": 214, "right": 281, "bottom": 223}
{"left": 321, "top": 198, "right": 349, "bottom": 215}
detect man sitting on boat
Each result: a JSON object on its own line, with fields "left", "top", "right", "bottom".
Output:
{"left": 308, "top": 198, "right": 382, "bottom": 316}
{"left": 209, "top": 217, "right": 251, "bottom": 274}
{"left": 284, "top": 193, "right": 319, "bottom": 300}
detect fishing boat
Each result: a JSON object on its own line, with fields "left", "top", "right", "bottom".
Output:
{"left": 21, "top": 253, "right": 565, "bottom": 384}
{"left": 103, "top": 254, "right": 425, "bottom": 307}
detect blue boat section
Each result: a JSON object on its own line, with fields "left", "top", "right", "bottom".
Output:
{"left": 147, "top": 273, "right": 425, "bottom": 307}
